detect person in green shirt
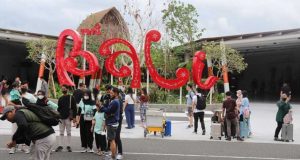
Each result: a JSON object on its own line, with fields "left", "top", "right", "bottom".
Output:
{"left": 76, "top": 90, "right": 96, "bottom": 153}
{"left": 274, "top": 93, "right": 291, "bottom": 141}
{"left": 10, "top": 82, "right": 22, "bottom": 106}
{"left": 91, "top": 105, "right": 106, "bottom": 156}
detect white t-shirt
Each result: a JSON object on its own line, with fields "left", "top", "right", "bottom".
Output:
{"left": 22, "top": 93, "right": 37, "bottom": 104}
{"left": 192, "top": 93, "right": 205, "bottom": 113}
{"left": 125, "top": 94, "right": 137, "bottom": 104}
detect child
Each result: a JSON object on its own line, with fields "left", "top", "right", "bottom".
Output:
{"left": 91, "top": 105, "right": 107, "bottom": 156}
{"left": 139, "top": 88, "right": 149, "bottom": 128}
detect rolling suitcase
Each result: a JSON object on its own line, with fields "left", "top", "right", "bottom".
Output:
{"left": 210, "top": 123, "right": 222, "bottom": 140}
{"left": 164, "top": 120, "right": 172, "bottom": 136}
{"left": 281, "top": 124, "right": 294, "bottom": 142}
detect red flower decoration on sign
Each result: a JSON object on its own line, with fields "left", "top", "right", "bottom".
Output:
{"left": 192, "top": 51, "right": 218, "bottom": 90}
{"left": 99, "top": 38, "right": 141, "bottom": 88}
{"left": 144, "top": 30, "right": 190, "bottom": 89}
{"left": 56, "top": 29, "right": 99, "bottom": 86}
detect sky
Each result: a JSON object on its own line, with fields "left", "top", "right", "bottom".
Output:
{"left": 1, "top": 0, "right": 300, "bottom": 38}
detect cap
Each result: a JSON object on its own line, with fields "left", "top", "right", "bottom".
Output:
{"left": 0, "top": 106, "right": 15, "bottom": 120}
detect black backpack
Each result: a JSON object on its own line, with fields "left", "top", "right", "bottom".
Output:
{"left": 196, "top": 95, "right": 206, "bottom": 110}
{"left": 24, "top": 101, "right": 61, "bottom": 126}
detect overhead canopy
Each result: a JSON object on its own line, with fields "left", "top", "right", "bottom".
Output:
{"left": 197, "top": 28, "right": 300, "bottom": 55}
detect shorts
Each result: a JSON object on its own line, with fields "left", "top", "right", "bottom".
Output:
{"left": 107, "top": 125, "right": 117, "bottom": 140}
{"left": 186, "top": 106, "right": 193, "bottom": 117}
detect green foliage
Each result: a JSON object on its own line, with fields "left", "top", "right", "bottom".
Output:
{"left": 52, "top": 82, "right": 63, "bottom": 99}
{"left": 26, "top": 38, "right": 57, "bottom": 70}
{"left": 148, "top": 85, "right": 180, "bottom": 104}
{"left": 202, "top": 41, "right": 248, "bottom": 78}
{"left": 162, "top": 0, "right": 203, "bottom": 44}
{"left": 211, "top": 92, "right": 225, "bottom": 103}
{"left": 150, "top": 44, "right": 180, "bottom": 78}
{"left": 26, "top": 38, "right": 58, "bottom": 98}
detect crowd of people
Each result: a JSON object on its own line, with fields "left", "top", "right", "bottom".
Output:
{"left": 0, "top": 76, "right": 294, "bottom": 160}
{"left": 0, "top": 76, "right": 150, "bottom": 160}
{"left": 185, "top": 83, "right": 293, "bottom": 142}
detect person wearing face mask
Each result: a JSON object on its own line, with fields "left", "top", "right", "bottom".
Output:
{"left": 36, "top": 90, "right": 58, "bottom": 110}
{"left": 55, "top": 86, "right": 77, "bottom": 152}
{"left": 76, "top": 89, "right": 96, "bottom": 153}
{"left": 274, "top": 93, "right": 291, "bottom": 141}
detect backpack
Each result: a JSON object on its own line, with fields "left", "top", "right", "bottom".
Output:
{"left": 25, "top": 103, "right": 61, "bottom": 126}
{"left": 196, "top": 95, "right": 206, "bottom": 110}
{"left": 243, "top": 108, "right": 250, "bottom": 119}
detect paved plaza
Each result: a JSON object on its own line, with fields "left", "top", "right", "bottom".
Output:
{"left": 0, "top": 102, "right": 299, "bottom": 159}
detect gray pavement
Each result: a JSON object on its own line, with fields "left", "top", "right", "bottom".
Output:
{"left": 0, "top": 135, "right": 299, "bottom": 160}
{"left": 0, "top": 102, "right": 300, "bottom": 159}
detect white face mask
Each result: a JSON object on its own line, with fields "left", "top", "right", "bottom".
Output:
{"left": 37, "top": 95, "right": 44, "bottom": 99}
{"left": 84, "top": 96, "right": 89, "bottom": 100}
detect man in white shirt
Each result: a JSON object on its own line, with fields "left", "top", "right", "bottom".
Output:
{"left": 192, "top": 88, "right": 206, "bottom": 135}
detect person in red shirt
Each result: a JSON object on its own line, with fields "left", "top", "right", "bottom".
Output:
{"left": 222, "top": 91, "right": 243, "bottom": 141}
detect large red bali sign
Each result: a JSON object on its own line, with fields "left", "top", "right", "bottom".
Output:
{"left": 56, "top": 25, "right": 218, "bottom": 90}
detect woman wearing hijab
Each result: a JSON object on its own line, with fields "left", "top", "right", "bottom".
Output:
{"left": 76, "top": 89, "right": 96, "bottom": 153}
{"left": 36, "top": 90, "right": 58, "bottom": 110}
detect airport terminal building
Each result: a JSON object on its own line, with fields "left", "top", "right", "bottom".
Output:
{"left": 1, "top": 25, "right": 300, "bottom": 101}
{"left": 197, "top": 28, "right": 300, "bottom": 101}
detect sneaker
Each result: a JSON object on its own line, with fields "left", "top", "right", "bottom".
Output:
{"left": 202, "top": 131, "right": 206, "bottom": 135}
{"left": 237, "top": 137, "right": 244, "bottom": 141}
{"left": 55, "top": 146, "right": 63, "bottom": 152}
{"left": 81, "top": 148, "right": 87, "bottom": 153}
{"left": 21, "top": 147, "right": 30, "bottom": 154}
{"left": 125, "top": 127, "right": 132, "bottom": 129}
{"left": 274, "top": 137, "right": 282, "bottom": 141}
{"left": 96, "top": 150, "right": 103, "bottom": 156}
{"left": 116, "top": 153, "right": 123, "bottom": 159}
{"left": 66, "top": 146, "right": 72, "bottom": 152}
{"left": 88, "top": 148, "right": 94, "bottom": 153}
{"left": 193, "top": 131, "right": 197, "bottom": 134}
{"left": 186, "top": 125, "right": 193, "bottom": 129}
{"left": 226, "top": 137, "right": 232, "bottom": 141}
{"left": 9, "top": 147, "right": 16, "bottom": 154}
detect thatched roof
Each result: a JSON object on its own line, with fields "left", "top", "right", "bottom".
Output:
{"left": 77, "top": 7, "right": 130, "bottom": 40}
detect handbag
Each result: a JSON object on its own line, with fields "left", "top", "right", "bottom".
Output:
{"left": 243, "top": 108, "right": 250, "bottom": 119}
{"left": 83, "top": 104, "right": 94, "bottom": 121}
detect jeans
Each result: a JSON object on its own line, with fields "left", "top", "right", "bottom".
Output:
{"left": 274, "top": 121, "right": 283, "bottom": 138}
{"left": 125, "top": 104, "right": 135, "bottom": 128}
{"left": 193, "top": 112, "right": 205, "bottom": 133}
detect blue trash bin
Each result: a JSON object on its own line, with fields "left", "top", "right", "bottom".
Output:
{"left": 164, "top": 120, "right": 172, "bottom": 136}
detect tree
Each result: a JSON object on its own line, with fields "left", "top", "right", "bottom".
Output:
{"left": 202, "top": 41, "right": 248, "bottom": 78}
{"left": 26, "top": 38, "right": 57, "bottom": 98}
{"left": 162, "top": 0, "right": 205, "bottom": 62}
{"left": 122, "top": 0, "right": 164, "bottom": 67}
